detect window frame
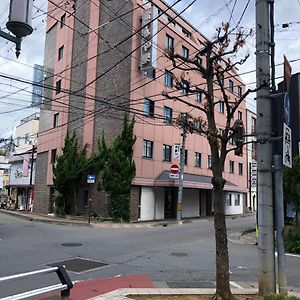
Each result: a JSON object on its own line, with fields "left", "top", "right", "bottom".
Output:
{"left": 238, "top": 162, "right": 243, "bottom": 175}
{"left": 163, "top": 144, "right": 172, "bottom": 162}
{"left": 144, "top": 98, "right": 154, "bottom": 117}
{"left": 182, "top": 46, "right": 189, "bottom": 59}
{"left": 164, "top": 106, "right": 173, "bottom": 124}
{"left": 53, "top": 113, "right": 59, "bottom": 128}
{"left": 194, "top": 152, "right": 201, "bottom": 167}
{"left": 51, "top": 148, "right": 57, "bottom": 164}
{"left": 219, "top": 101, "right": 225, "bottom": 114}
{"left": 165, "top": 34, "right": 174, "bottom": 52}
{"left": 143, "top": 139, "right": 153, "bottom": 159}
{"left": 195, "top": 88, "right": 202, "bottom": 103}
{"left": 207, "top": 155, "right": 212, "bottom": 169}
{"left": 58, "top": 45, "right": 64, "bottom": 61}
{"left": 55, "top": 79, "right": 62, "bottom": 94}
{"left": 164, "top": 70, "right": 173, "bottom": 88}
{"left": 229, "top": 79, "right": 234, "bottom": 93}
{"left": 60, "top": 14, "right": 66, "bottom": 29}
{"left": 229, "top": 160, "right": 234, "bottom": 173}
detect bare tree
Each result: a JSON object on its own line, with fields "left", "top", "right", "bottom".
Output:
{"left": 164, "top": 23, "right": 260, "bottom": 300}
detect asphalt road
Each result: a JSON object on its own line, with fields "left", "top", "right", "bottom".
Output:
{"left": 0, "top": 213, "right": 299, "bottom": 297}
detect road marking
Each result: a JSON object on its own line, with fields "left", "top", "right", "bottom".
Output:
{"left": 275, "top": 251, "right": 300, "bottom": 258}
{"left": 230, "top": 281, "right": 245, "bottom": 289}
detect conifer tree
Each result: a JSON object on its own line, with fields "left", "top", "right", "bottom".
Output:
{"left": 96, "top": 115, "right": 136, "bottom": 221}
{"left": 53, "top": 131, "right": 88, "bottom": 215}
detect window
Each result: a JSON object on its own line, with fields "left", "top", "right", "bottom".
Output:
{"left": 144, "top": 98, "right": 154, "bottom": 117}
{"left": 195, "top": 56, "right": 202, "bottom": 66}
{"left": 167, "top": 16, "right": 176, "bottom": 27}
{"left": 229, "top": 160, "right": 234, "bottom": 173}
{"left": 208, "top": 155, "right": 212, "bottom": 168}
{"left": 184, "top": 149, "right": 188, "bottom": 165}
{"left": 58, "top": 45, "right": 64, "bottom": 61}
{"left": 182, "top": 28, "right": 191, "bottom": 38}
{"left": 55, "top": 79, "right": 62, "bottom": 94}
{"left": 51, "top": 149, "right": 57, "bottom": 164}
{"left": 182, "top": 46, "right": 189, "bottom": 59}
{"left": 238, "top": 86, "right": 242, "bottom": 98}
{"left": 53, "top": 113, "right": 59, "bottom": 128}
{"left": 164, "top": 106, "right": 173, "bottom": 123}
{"left": 220, "top": 75, "right": 224, "bottom": 87}
{"left": 163, "top": 144, "right": 172, "bottom": 162}
{"left": 60, "top": 13, "right": 66, "bottom": 28}
{"left": 143, "top": 140, "right": 153, "bottom": 158}
{"left": 195, "top": 88, "right": 202, "bottom": 103}
{"left": 227, "top": 194, "right": 232, "bottom": 206}
{"left": 164, "top": 70, "right": 173, "bottom": 87}
{"left": 238, "top": 111, "right": 243, "bottom": 120}
{"left": 238, "top": 163, "right": 243, "bottom": 175}
{"left": 235, "top": 194, "right": 241, "bottom": 206}
{"left": 165, "top": 34, "right": 174, "bottom": 52}
{"left": 195, "top": 152, "right": 201, "bottom": 167}
{"left": 219, "top": 101, "right": 225, "bottom": 114}
{"left": 229, "top": 79, "right": 234, "bottom": 93}
{"left": 24, "top": 133, "right": 29, "bottom": 144}
{"left": 181, "top": 80, "right": 189, "bottom": 95}
{"left": 251, "top": 117, "right": 256, "bottom": 134}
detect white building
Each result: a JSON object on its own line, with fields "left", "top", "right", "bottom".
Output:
{"left": 246, "top": 107, "right": 257, "bottom": 211}
{"left": 9, "top": 113, "right": 39, "bottom": 210}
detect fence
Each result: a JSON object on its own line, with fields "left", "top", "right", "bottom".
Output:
{"left": 0, "top": 266, "right": 73, "bottom": 300}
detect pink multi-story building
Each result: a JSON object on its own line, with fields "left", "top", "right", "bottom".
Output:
{"left": 34, "top": 0, "right": 248, "bottom": 220}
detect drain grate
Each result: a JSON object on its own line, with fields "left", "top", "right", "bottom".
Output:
{"left": 47, "top": 257, "right": 108, "bottom": 273}
{"left": 170, "top": 252, "right": 188, "bottom": 257}
{"left": 61, "top": 243, "right": 82, "bottom": 247}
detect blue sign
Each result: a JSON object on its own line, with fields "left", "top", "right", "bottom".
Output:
{"left": 32, "top": 64, "right": 44, "bottom": 107}
{"left": 284, "top": 93, "right": 291, "bottom": 126}
{"left": 87, "top": 175, "right": 95, "bottom": 184}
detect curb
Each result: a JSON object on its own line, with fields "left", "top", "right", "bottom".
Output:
{"left": 0, "top": 209, "right": 255, "bottom": 228}
{"left": 89, "top": 287, "right": 300, "bottom": 300}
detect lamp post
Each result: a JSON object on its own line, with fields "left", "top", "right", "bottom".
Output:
{"left": 0, "top": 0, "right": 33, "bottom": 58}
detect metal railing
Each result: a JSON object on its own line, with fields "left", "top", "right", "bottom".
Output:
{"left": 0, "top": 266, "right": 73, "bottom": 300}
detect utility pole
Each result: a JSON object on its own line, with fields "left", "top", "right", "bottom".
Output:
{"left": 29, "top": 144, "right": 36, "bottom": 211}
{"left": 256, "top": 0, "right": 276, "bottom": 295}
{"left": 177, "top": 113, "right": 188, "bottom": 222}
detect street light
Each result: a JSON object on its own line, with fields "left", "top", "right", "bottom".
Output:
{"left": 0, "top": 0, "right": 33, "bottom": 58}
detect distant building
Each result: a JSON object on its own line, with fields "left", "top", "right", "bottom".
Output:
{"left": 9, "top": 113, "right": 39, "bottom": 210}
{"left": 246, "top": 107, "right": 257, "bottom": 212}
{"left": 32, "top": 64, "right": 44, "bottom": 107}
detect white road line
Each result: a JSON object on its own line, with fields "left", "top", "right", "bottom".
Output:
{"left": 230, "top": 281, "right": 245, "bottom": 289}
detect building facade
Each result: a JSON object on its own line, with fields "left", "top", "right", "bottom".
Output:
{"left": 34, "top": 0, "right": 249, "bottom": 220}
{"left": 9, "top": 113, "right": 39, "bottom": 210}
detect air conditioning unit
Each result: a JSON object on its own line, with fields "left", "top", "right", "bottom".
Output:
{"left": 143, "top": 41, "right": 151, "bottom": 51}
{"left": 142, "top": 27, "right": 151, "bottom": 38}
{"left": 141, "top": 53, "right": 151, "bottom": 65}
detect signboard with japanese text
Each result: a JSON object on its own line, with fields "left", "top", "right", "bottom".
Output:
{"left": 283, "top": 122, "right": 292, "bottom": 168}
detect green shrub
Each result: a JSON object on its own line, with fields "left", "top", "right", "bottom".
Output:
{"left": 285, "top": 225, "right": 300, "bottom": 254}
{"left": 266, "top": 294, "right": 300, "bottom": 300}
{"left": 54, "top": 195, "right": 65, "bottom": 217}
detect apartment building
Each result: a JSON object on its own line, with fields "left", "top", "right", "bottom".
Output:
{"left": 34, "top": 0, "right": 248, "bottom": 220}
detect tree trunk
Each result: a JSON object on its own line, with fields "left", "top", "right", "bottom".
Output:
{"left": 73, "top": 183, "right": 78, "bottom": 216}
{"left": 212, "top": 174, "right": 235, "bottom": 300}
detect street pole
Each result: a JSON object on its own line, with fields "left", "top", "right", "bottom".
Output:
{"left": 274, "top": 154, "right": 287, "bottom": 295}
{"left": 28, "top": 145, "right": 35, "bottom": 211}
{"left": 256, "top": 0, "right": 276, "bottom": 295}
{"left": 177, "top": 113, "right": 187, "bottom": 222}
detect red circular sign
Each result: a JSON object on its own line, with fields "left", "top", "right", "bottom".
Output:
{"left": 170, "top": 164, "right": 179, "bottom": 174}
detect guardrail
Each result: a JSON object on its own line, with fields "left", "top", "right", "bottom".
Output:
{"left": 0, "top": 266, "right": 73, "bottom": 300}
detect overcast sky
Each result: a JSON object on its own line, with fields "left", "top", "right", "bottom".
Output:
{"left": 0, "top": 0, "right": 300, "bottom": 138}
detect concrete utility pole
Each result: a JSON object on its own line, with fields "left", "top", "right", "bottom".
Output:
{"left": 256, "top": 0, "right": 276, "bottom": 295}
{"left": 177, "top": 113, "right": 188, "bottom": 221}
{"left": 274, "top": 154, "right": 287, "bottom": 295}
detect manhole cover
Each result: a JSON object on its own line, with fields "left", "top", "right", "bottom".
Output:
{"left": 170, "top": 252, "right": 188, "bottom": 257}
{"left": 47, "top": 257, "right": 108, "bottom": 273}
{"left": 167, "top": 281, "right": 215, "bottom": 288}
{"left": 61, "top": 243, "right": 82, "bottom": 247}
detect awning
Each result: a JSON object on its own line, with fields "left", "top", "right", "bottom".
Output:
{"left": 132, "top": 171, "right": 248, "bottom": 193}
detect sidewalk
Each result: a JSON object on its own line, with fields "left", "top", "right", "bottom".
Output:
{"left": 0, "top": 208, "right": 254, "bottom": 228}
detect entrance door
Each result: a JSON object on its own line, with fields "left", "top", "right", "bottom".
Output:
{"left": 164, "top": 187, "right": 177, "bottom": 219}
